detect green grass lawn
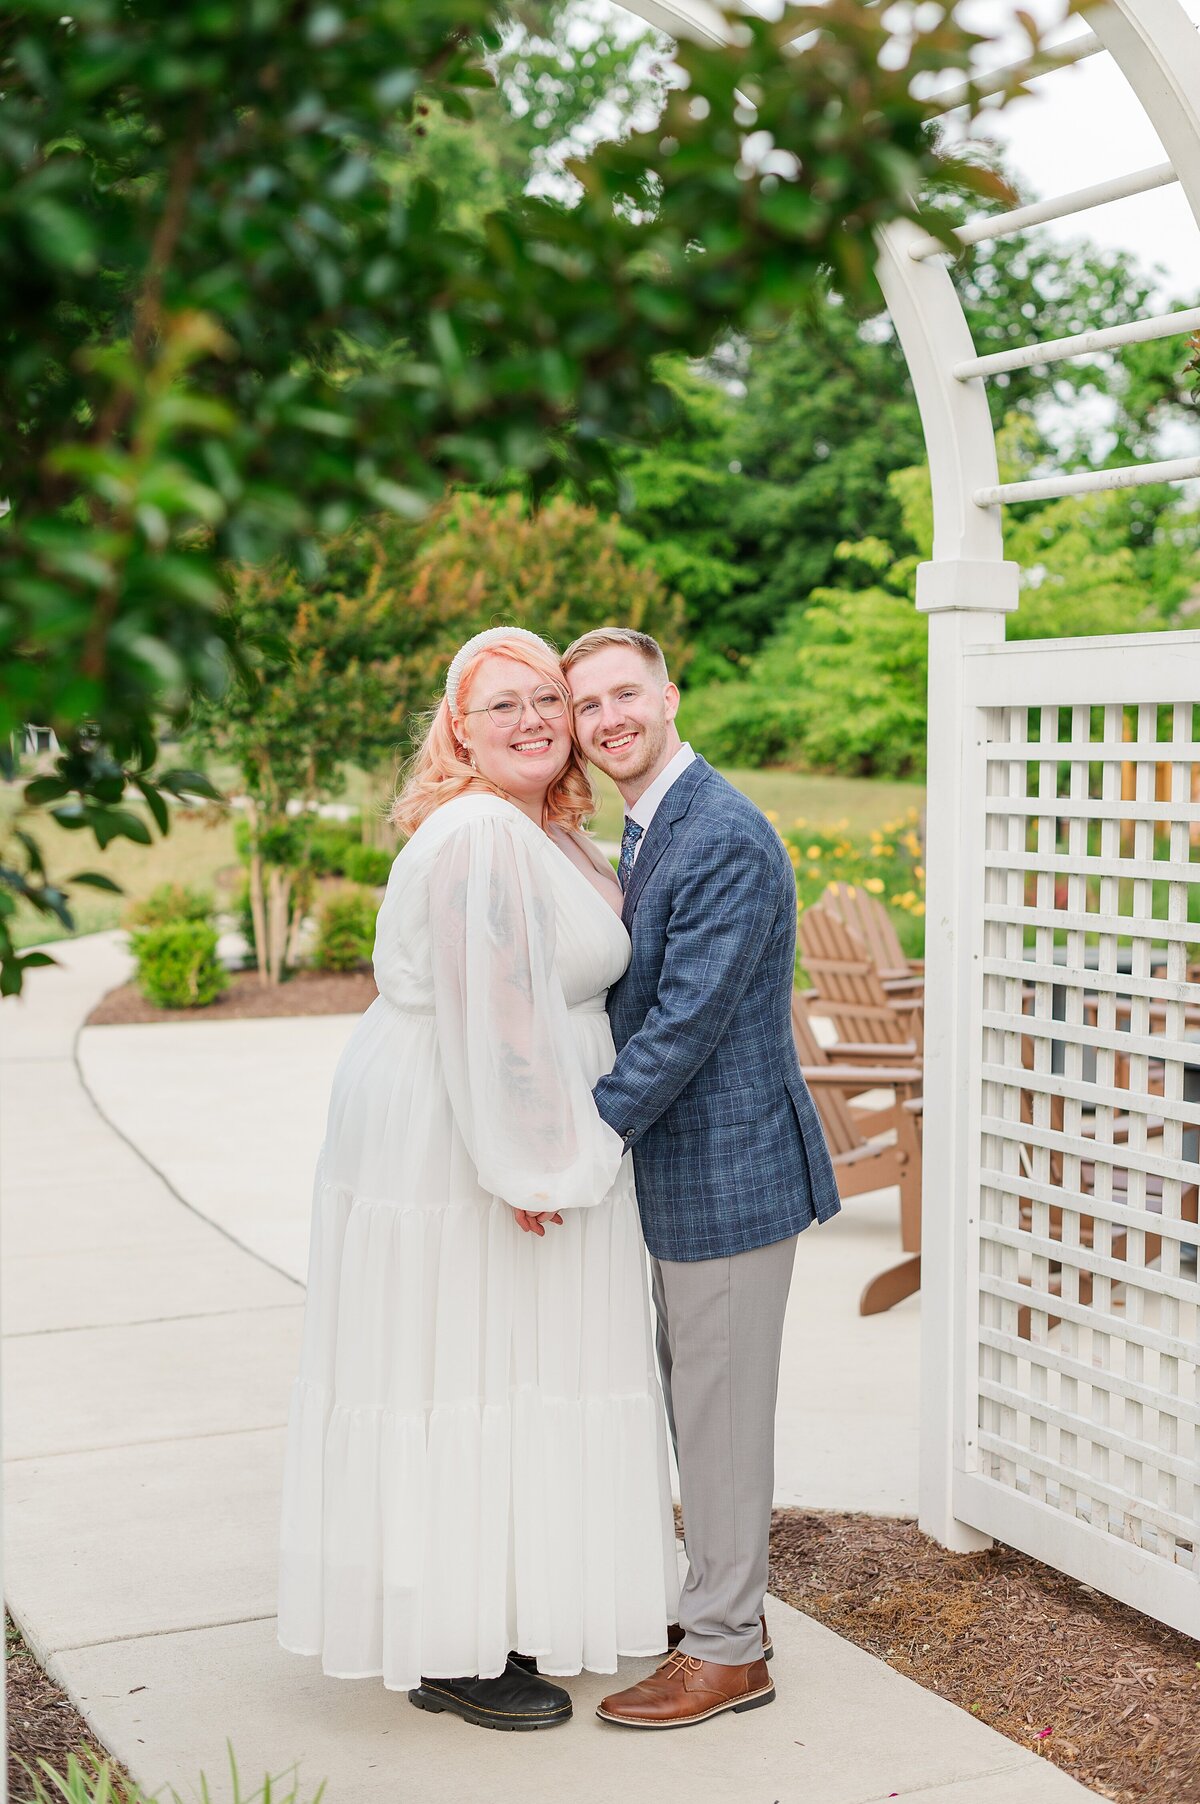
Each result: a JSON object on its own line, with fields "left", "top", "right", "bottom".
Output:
{"left": 5, "top": 802, "right": 241, "bottom": 950}
{"left": 6, "top": 764, "right": 926, "bottom": 949}
{"left": 587, "top": 766, "right": 925, "bottom": 843}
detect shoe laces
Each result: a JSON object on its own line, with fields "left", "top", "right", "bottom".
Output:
{"left": 661, "top": 1650, "right": 703, "bottom": 1678}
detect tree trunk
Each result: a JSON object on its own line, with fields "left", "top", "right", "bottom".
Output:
{"left": 267, "top": 866, "right": 292, "bottom": 986}
{"left": 246, "top": 801, "right": 269, "bottom": 986}
{"left": 285, "top": 881, "right": 308, "bottom": 968}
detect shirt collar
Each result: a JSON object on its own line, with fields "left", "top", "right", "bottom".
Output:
{"left": 627, "top": 743, "right": 696, "bottom": 837}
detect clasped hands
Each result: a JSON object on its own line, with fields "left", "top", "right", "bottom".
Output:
{"left": 510, "top": 1207, "right": 564, "bottom": 1236}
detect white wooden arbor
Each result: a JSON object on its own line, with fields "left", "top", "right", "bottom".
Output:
{"left": 622, "top": 0, "right": 1200, "bottom": 1636}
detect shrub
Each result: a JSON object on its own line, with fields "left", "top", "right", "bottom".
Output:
{"left": 681, "top": 683, "right": 808, "bottom": 769}
{"left": 131, "top": 923, "right": 229, "bottom": 1009}
{"left": 341, "top": 843, "right": 393, "bottom": 887}
{"left": 313, "top": 888, "right": 378, "bottom": 972}
{"left": 306, "top": 818, "right": 363, "bottom": 877}
{"left": 127, "top": 883, "right": 214, "bottom": 930}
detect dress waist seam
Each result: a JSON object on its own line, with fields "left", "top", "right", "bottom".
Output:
{"left": 377, "top": 995, "right": 609, "bottom": 1017}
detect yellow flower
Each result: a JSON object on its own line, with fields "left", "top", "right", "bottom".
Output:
{"left": 869, "top": 828, "right": 883, "bottom": 842}
{"left": 912, "top": 901, "right": 925, "bottom": 917}
{"left": 793, "top": 817, "right": 807, "bottom": 828}
{"left": 914, "top": 865, "right": 924, "bottom": 880}
{"left": 806, "top": 844, "right": 823, "bottom": 860}
{"left": 906, "top": 807, "right": 920, "bottom": 821}
{"left": 837, "top": 817, "right": 850, "bottom": 830}
{"left": 765, "top": 809, "right": 779, "bottom": 823}
{"left": 864, "top": 877, "right": 885, "bottom": 894}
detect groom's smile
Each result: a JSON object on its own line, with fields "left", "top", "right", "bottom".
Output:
{"left": 566, "top": 643, "right": 681, "bottom": 801}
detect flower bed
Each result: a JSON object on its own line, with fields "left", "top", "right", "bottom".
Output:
{"left": 774, "top": 805, "right": 926, "bottom": 971}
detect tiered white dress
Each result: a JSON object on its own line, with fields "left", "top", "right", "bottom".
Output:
{"left": 277, "top": 792, "right": 679, "bottom": 1689}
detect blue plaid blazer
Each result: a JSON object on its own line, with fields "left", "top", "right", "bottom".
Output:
{"left": 594, "top": 757, "right": 841, "bottom": 1262}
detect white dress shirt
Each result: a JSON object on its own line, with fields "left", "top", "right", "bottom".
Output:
{"left": 626, "top": 742, "right": 696, "bottom": 863}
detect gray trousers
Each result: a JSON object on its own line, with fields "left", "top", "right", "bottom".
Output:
{"left": 651, "top": 1234, "right": 798, "bottom": 1667}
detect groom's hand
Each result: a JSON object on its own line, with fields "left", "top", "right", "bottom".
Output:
{"left": 511, "top": 1208, "right": 565, "bottom": 1235}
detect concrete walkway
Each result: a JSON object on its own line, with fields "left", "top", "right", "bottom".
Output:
{"left": 2, "top": 933, "right": 1099, "bottom": 1804}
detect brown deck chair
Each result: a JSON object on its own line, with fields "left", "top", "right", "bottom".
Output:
{"left": 822, "top": 881, "right": 924, "bottom": 991}
{"left": 798, "top": 904, "right": 924, "bottom": 1052}
{"left": 792, "top": 991, "right": 924, "bottom": 1315}
{"left": 792, "top": 989, "right": 919, "bottom": 1132}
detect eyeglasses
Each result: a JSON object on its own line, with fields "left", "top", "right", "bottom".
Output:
{"left": 462, "top": 686, "right": 567, "bottom": 728}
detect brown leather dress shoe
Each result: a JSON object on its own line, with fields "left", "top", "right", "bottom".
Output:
{"left": 666, "top": 1613, "right": 773, "bottom": 1661}
{"left": 596, "top": 1651, "right": 775, "bottom": 1728}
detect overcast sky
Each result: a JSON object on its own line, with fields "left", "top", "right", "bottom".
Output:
{"left": 945, "top": 0, "right": 1200, "bottom": 305}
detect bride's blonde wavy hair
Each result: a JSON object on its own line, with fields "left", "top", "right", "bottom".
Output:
{"left": 390, "top": 634, "right": 595, "bottom": 836}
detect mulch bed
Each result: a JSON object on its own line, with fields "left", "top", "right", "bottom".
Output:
{"left": 6, "top": 1613, "right": 137, "bottom": 1802}
{"left": 769, "top": 1510, "right": 1200, "bottom": 1804}
{"left": 86, "top": 966, "right": 378, "bottom": 1027}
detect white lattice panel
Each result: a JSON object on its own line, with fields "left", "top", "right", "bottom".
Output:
{"left": 954, "top": 635, "right": 1200, "bottom": 1636}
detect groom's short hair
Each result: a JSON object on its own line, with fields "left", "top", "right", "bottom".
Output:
{"left": 561, "top": 627, "right": 669, "bottom": 682}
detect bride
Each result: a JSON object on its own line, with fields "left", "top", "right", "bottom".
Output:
{"left": 277, "top": 625, "right": 679, "bottom": 1729}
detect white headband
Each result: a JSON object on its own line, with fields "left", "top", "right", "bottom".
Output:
{"left": 444, "top": 626, "right": 559, "bottom": 714}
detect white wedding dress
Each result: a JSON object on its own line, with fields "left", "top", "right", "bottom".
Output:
{"left": 277, "top": 792, "right": 680, "bottom": 1689}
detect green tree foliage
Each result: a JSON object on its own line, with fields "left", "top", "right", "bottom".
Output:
{"left": 617, "top": 357, "right": 782, "bottom": 685}
{"left": 0, "top": 0, "right": 1028, "bottom": 990}
{"left": 401, "top": 491, "right": 688, "bottom": 699}
{"left": 400, "top": 2, "right": 671, "bottom": 230}
{"left": 725, "top": 298, "right": 926, "bottom": 649}
{"left": 189, "top": 545, "right": 412, "bottom": 983}
{"left": 687, "top": 431, "right": 1200, "bottom": 778}
{"left": 193, "top": 491, "right": 685, "bottom": 979}
{"left": 633, "top": 235, "right": 1199, "bottom": 680}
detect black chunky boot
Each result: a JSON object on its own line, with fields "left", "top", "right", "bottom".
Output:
{"left": 408, "top": 1656, "right": 572, "bottom": 1730}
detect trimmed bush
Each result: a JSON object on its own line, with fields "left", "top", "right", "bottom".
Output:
{"left": 131, "top": 923, "right": 229, "bottom": 1009}
{"left": 313, "top": 888, "right": 378, "bottom": 972}
{"left": 127, "top": 882, "right": 213, "bottom": 930}
{"left": 305, "top": 818, "right": 363, "bottom": 876}
{"left": 341, "top": 843, "right": 393, "bottom": 887}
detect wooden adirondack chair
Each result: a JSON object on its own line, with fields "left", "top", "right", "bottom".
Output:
{"left": 798, "top": 904, "right": 924, "bottom": 1052}
{"left": 791, "top": 990, "right": 924, "bottom": 1315}
{"left": 822, "top": 881, "right": 924, "bottom": 990}
{"left": 791, "top": 989, "right": 919, "bottom": 1131}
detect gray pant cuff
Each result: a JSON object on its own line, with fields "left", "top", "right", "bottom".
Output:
{"left": 679, "top": 1630, "right": 762, "bottom": 1666}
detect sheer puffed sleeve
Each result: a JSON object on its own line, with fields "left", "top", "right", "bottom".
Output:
{"left": 428, "top": 810, "right": 625, "bottom": 1212}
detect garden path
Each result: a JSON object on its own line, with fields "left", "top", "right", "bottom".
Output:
{"left": 2, "top": 932, "right": 1099, "bottom": 1803}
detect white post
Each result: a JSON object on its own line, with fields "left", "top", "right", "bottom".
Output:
{"left": 875, "top": 220, "right": 1021, "bottom": 1549}
{"left": 914, "top": 580, "right": 1011, "bottom": 1550}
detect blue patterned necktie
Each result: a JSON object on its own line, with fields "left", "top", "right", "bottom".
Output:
{"left": 617, "top": 817, "right": 643, "bottom": 891}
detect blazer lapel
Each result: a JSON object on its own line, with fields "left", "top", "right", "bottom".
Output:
{"left": 620, "top": 757, "right": 712, "bottom": 927}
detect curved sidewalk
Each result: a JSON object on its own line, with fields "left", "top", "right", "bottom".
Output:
{"left": 2, "top": 934, "right": 1098, "bottom": 1803}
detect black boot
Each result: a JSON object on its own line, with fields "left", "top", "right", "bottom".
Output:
{"left": 408, "top": 1656, "right": 572, "bottom": 1731}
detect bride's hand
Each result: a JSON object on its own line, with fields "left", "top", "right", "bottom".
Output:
{"left": 511, "top": 1208, "right": 564, "bottom": 1235}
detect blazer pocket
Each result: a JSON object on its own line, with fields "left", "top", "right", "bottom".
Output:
{"left": 664, "top": 1086, "right": 760, "bottom": 1134}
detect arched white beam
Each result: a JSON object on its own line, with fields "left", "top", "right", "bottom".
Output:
{"left": 1090, "top": 0, "right": 1200, "bottom": 220}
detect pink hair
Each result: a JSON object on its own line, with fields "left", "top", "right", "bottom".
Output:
{"left": 391, "top": 635, "right": 596, "bottom": 836}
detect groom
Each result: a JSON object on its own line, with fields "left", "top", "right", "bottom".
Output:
{"left": 562, "top": 628, "right": 841, "bottom": 1730}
